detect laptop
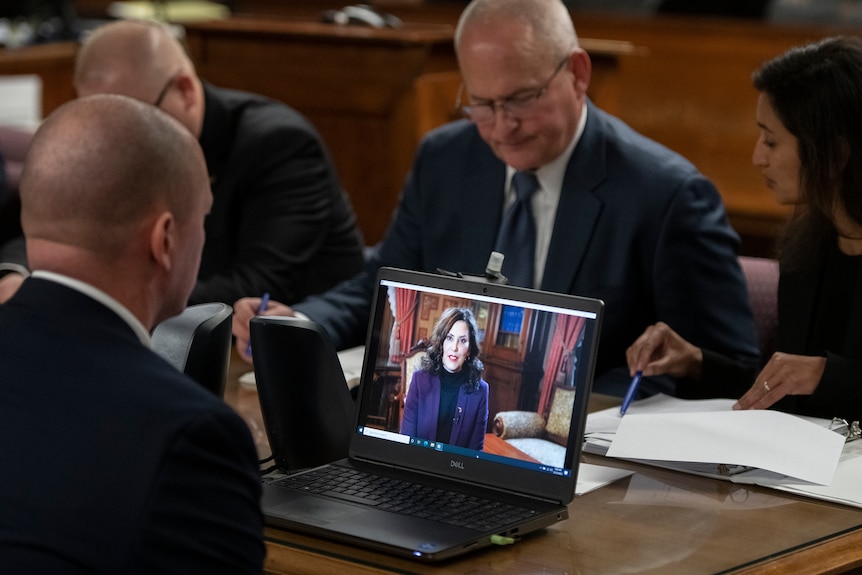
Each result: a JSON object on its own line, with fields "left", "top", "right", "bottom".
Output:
{"left": 256, "top": 267, "right": 604, "bottom": 562}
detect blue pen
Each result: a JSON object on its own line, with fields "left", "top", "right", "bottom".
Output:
{"left": 619, "top": 370, "right": 643, "bottom": 416}
{"left": 246, "top": 292, "right": 270, "bottom": 356}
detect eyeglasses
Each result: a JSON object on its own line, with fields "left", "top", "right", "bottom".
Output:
{"left": 153, "top": 71, "right": 181, "bottom": 107}
{"left": 456, "top": 56, "right": 570, "bottom": 125}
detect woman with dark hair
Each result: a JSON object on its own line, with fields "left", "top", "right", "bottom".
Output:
{"left": 626, "top": 36, "right": 862, "bottom": 423}
{"left": 400, "top": 307, "right": 489, "bottom": 450}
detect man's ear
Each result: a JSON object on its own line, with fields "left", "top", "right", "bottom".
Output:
{"left": 569, "top": 48, "right": 592, "bottom": 97}
{"left": 150, "top": 212, "right": 176, "bottom": 272}
{"left": 173, "top": 71, "right": 199, "bottom": 113}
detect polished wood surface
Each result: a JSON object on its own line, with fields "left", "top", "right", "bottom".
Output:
{"left": 182, "top": 16, "right": 632, "bottom": 246}
{"left": 223, "top": 348, "right": 862, "bottom": 575}
{"left": 482, "top": 432, "right": 539, "bottom": 464}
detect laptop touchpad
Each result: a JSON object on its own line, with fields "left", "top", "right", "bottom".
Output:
{"left": 273, "top": 496, "right": 366, "bottom": 526}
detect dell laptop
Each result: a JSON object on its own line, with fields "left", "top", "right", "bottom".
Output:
{"left": 256, "top": 267, "right": 604, "bottom": 561}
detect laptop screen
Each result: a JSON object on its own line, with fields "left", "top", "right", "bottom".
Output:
{"left": 352, "top": 268, "right": 603, "bottom": 503}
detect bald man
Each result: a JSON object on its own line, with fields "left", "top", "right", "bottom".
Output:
{"left": 44, "top": 18, "right": 361, "bottom": 307}
{"left": 0, "top": 95, "right": 264, "bottom": 573}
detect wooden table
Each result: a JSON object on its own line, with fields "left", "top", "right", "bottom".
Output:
{"left": 223, "top": 349, "right": 862, "bottom": 574}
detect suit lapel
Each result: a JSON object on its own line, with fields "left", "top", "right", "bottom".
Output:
{"left": 541, "top": 102, "right": 607, "bottom": 293}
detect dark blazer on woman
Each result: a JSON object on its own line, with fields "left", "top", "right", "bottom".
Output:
{"left": 692, "top": 244, "right": 862, "bottom": 422}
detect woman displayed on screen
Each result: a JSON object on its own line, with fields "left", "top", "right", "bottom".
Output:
{"left": 400, "top": 307, "right": 489, "bottom": 450}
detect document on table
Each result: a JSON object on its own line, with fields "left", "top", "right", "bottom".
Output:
{"left": 607, "top": 409, "right": 843, "bottom": 485}
{"left": 583, "top": 394, "right": 860, "bottom": 508}
{"left": 575, "top": 463, "right": 633, "bottom": 496}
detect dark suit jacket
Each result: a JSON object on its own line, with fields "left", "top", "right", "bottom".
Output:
{"left": 296, "top": 101, "right": 759, "bottom": 394}
{"left": 400, "top": 370, "right": 489, "bottom": 450}
{"left": 185, "top": 84, "right": 365, "bottom": 305}
{"left": 696, "top": 243, "right": 862, "bottom": 421}
{"left": 0, "top": 85, "right": 365, "bottom": 305}
{"left": 0, "top": 278, "right": 264, "bottom": 574}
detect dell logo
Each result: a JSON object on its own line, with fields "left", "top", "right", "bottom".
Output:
{"left": 450, "top": 460, "right": 464, "bottom": 469}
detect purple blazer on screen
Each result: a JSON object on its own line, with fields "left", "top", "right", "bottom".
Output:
{"left": 400, "top": 370, "right": 489, "bottom": 450}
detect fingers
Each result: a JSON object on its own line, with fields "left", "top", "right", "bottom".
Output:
{"left": 626, "top": 322, "right": 670, "bottom": 375}
{"left": 231, "top": 297, "right": 296, "bottom": 365}
{"left": 733, "top": 377, "right": 778, "bottom": 410}
{"left": 235, "top": 336, "right": 253, "bottom": 364}
{"left": 733, "top": 353, "right": 826, "bottom": 410}
{"left": 231, "top": 297, "right": 260, "bottom": 342}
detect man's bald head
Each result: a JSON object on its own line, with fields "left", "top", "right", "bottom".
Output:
{"left": 74, "top": 20, "right": 204, "bottom": 136}
{"left": 21, "top": 94, "right": 205, "bottom": 260}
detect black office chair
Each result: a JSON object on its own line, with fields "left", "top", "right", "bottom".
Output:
{"left": 152, "top": 302, "right": 233, "bottom": 397}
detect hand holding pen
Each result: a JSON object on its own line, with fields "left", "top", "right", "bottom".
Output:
{"left": 245, "top": 292, "right": 270, "bottom": 357}
{"left": 233, "top": 293, "right": 298, "bottom": 362}
{"left": 624, "top": 321, "right": 705, "bottom": 382}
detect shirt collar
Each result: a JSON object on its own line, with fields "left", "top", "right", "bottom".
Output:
{"left": 30, "top": 270, "right": 152, "bottom": 346}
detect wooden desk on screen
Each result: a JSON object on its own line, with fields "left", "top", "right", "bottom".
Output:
{"left": 223, "top": 349, "right": 862, "bottom": 575}
{"left": 0, "top": 41, "right": 77, "bottom": 119}
{"left": 183, "top": 17, "right": 634, "bottom": 245}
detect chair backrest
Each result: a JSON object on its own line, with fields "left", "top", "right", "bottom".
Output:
{"left": 250, "top": 316, "right": 355, "bottom": 471}
{"left": 738, "top": 255, "right": 779, "bottom": 363}
{"left": 151, "top": 302, "right": 233, "bottom": 397}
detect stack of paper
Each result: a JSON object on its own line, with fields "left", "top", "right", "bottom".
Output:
{"left": 584, "top": 394, "right": 860, "bottom": 508}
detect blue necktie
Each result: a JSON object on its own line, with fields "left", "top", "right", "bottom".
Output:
{"left": 494, "top": 171, "right": 539, "bottom": 287}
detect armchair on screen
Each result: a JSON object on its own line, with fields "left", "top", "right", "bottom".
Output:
{"left": 491, "top": 386, "right": 576, "bottom": 469}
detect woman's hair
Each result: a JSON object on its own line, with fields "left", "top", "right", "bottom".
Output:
{"left": 753, "top": 36, "right": 862, "bottom": 270}
{"left": 421, "top": 307, "right": 484, "bottom": 391}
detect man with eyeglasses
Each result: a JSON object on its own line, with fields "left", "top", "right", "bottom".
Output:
{"left": 234, "top": 0, "right": 759, "bottom": 398}
{"left": 0, "top": 19, "right": 366, "bottom": 309}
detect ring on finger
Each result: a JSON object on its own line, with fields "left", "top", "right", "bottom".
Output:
{"left": 763, "top": 381, "right": 770, "bottom": 392}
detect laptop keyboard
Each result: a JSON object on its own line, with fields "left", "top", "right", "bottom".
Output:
{"left": 270, "top": 465, "right": 537, "bottom": 531}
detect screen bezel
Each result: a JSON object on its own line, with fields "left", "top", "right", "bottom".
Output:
{"left": 349, "top": 268, "right": 604, "bottom": 504}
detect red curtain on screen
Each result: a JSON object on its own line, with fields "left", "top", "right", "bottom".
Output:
{"left": 538, "top": 315, "right": 585, "bottom": 415}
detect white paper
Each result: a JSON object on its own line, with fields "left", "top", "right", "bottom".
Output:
{"left": 337, "top": 345, "right": 366, "bottom": 390}
{"left": 606, "top": 410, "right": 844, "bottom": 485}
{"left": 575, "top": 462, "right": 633, "bottom": 495}
{"left": 585, "top": 393, "right": 735, "bottom": 434}
{"left": 774, "top": 439, "right": 862, "bottom": 508}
